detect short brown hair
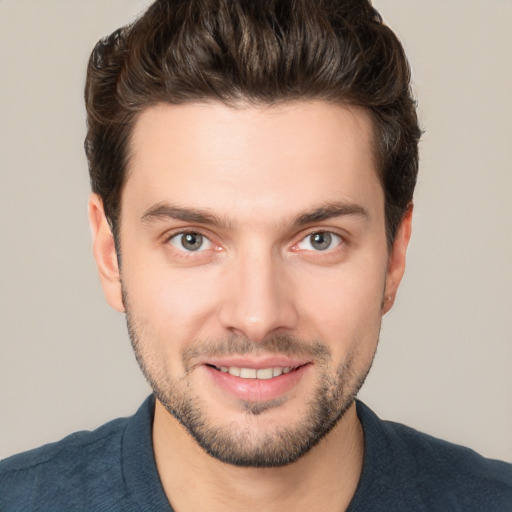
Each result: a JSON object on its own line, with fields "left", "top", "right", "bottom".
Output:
{"left": 85, "top": 0, "right": 421, "bottom": 246}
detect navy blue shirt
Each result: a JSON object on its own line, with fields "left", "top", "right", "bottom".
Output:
{"left": 1, "top": 396, "right": 511, "bottom": 511}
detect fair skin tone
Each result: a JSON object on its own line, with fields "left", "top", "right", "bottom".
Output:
{"left": 89, "top": 101, "right": 412, "bottom": 512}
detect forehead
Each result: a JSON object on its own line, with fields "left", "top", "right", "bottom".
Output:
{"left": 123, "top": 101, "right": 382, "bottom": 225}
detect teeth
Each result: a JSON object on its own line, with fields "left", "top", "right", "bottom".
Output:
{"left": 228, "top": 367, "right": 241, "bottom": 377}
{"left": 220, "top": 366, "right": 293, "bottom": 379}
{"left": 256, "top": 368, "right": 273, "bottom": 380}
{"left": 240, "top": 368, "right": 257, "bottom": 378}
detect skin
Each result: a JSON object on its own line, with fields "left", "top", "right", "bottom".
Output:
{"left": 89, "top": 100, "right": 412, "bottom": 511}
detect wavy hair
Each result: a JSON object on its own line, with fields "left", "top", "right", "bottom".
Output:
{"left": 85, "top": 0, "right": 421, "bottom": 246}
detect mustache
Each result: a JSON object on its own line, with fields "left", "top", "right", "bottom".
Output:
{"left": 182, "top": 333, "right": 331, "bottom": 368}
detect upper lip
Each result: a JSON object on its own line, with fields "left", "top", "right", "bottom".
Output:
{"left": 198, "top": 356, "right": 311, "bottom": 370}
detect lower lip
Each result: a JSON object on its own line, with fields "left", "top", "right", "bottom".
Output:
{"left": 203, "top": 364, "right": 311, "bottom": 402}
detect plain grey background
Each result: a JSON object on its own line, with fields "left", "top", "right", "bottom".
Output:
{"left": 1, "top": 0, "right": 511, "bottom": 462}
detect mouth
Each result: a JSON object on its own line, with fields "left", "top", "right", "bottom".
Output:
{"left": 202, "top": 361, "right": 312, "bottom": 403}
{"left": 205, "top": 364, "right": 305, "bottom": 380}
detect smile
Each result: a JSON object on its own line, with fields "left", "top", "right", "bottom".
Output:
{"left": 202, "top": 362, "right": 311, "bottom": 402}
{"left": 209, "top": 365, "right": 293, "bottom": 379}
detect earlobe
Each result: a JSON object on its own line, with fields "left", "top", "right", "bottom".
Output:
{"left": 382, "top": 204, "right": 413, "bottom": 315}
{"left": 88, "top": 194, "right": 125, "bottom": 312}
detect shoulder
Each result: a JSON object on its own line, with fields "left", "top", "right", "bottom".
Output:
{"left": 0, "top": 416, "right": 127, "bottom": 472}
{"left": 0, "top": 416, "right": 131, "bottom": 511}
{"left": 1, "top": 396, "right": 169, "bottom": 512}
{"left": 353, "top": 401, "right": 512, "bottom": 511}
{"left": 384, "top": 417, "right": 512, "bottom": 486}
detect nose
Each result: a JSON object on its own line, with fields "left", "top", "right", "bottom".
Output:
{"left": 218, "top": 247, "right": 299, "bottom": 342}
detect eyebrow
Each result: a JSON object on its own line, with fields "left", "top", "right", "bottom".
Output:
{"left": 293, "top": 201, "right": 369, "bottom": 226}
{"left": 141, "top": 203, "right": 233, "bottom": 229}
{"left": 140, "top": 200, "right": 369, "bottom": 229}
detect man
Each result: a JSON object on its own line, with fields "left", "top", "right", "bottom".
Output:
{"left": 1, "top": 0, "right": 511, "bottom": 510}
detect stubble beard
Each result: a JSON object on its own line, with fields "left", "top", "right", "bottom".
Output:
{"left": 123, "top": 292, "right": 378, "bottom": 468}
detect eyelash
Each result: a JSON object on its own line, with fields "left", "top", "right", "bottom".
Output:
{"left": 164, "top": 229, "right": 345, "bottom": 256}
{"left": 293, "top": 231, "right": 344, "bottom": 252}
{"left": 166, "top": 230, "right": 215, "bottom": 254}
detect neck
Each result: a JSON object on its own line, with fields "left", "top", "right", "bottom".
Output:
{"left": 152, "top": 400, "right": 364, "bottom": 512}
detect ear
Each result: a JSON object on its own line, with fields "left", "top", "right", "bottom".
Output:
{"left": 382, "top": 204, "right": 413, "bottom": 314}
{"left": 88, "top": 194, "right": 125, "bottom": 312}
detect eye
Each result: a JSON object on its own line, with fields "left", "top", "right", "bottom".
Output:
{"left": 296, "top": 231, "right": 342, "bottom": 251}
{"left": 168, "top": 232, "right": 213, "bottom": 252}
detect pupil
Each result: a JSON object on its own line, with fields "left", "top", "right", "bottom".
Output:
{"left": 311, "top": 232, "right": 331, "bottom": 250}
{"left": 182, "top": 233, "right": 203, "bottom": 251}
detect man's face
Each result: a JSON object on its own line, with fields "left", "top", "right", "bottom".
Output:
{"left": 93, "top": 101, "right": 408, "bottom": 467}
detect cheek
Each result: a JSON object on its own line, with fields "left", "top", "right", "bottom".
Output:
{"left": 294, "top": 258, "right": 386, "bottom": 348}
{"left": 123, "top": 258, "right": 222, "bottom": 341}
